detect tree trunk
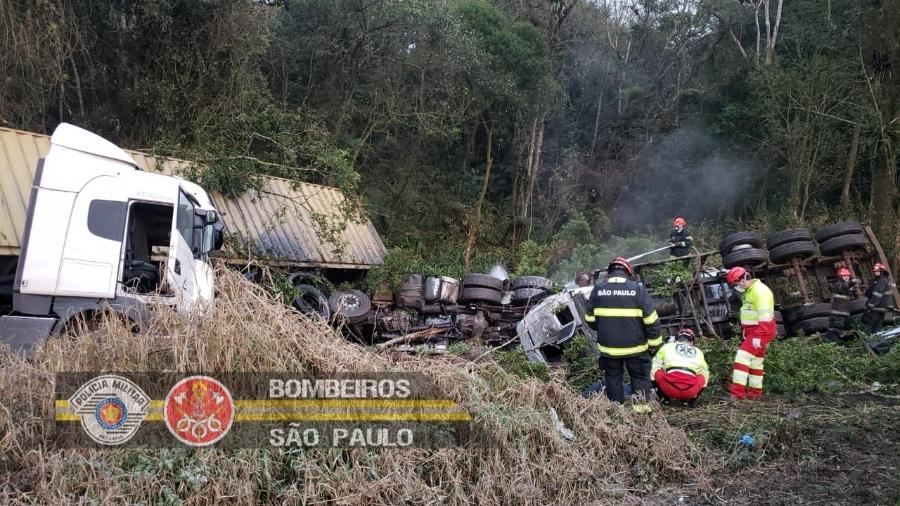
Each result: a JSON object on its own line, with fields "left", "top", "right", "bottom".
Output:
{"left": 524, "top": 115, "right": 545, "bottom": 239}
{"left": 464, "top": 121, "right": 494, "bottom": 271}
{"left": 590, "top": 94, "right": 603, "bottom": 158}
{"left": 840, "top": 124, "right": 861, "bottom": 213}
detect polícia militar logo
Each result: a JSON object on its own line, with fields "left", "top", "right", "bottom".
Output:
{"left": 68, "top": 375, "right": 150, "bottom": 445}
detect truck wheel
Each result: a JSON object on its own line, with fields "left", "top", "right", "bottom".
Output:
{"left": 768, "top": 241, "right": 816, "bottom": 264}
{"left": 789, "top": 302, "right": 831, "bottom": 322}
{"left": 511, "top": 287, "right": 549, "bottom": 304}
{"left": 766, "top": 229, "right": 813, "bottom": 249}
{"left": 793, "top": 316, "right": 830, "bottom": 334}
{"left": 292, "top": 284, "right": 331, "bottom": 319}
{"left": 719, "top": 231, "right": 763, "bottom": 255}
{"left": 722, "top": 247, "right": 768, "bottom": 268}
{"left": 462, "top": 274, "right": 505, "bottom": 291}
{"left": 819, "top": 234, "right": 868, "bottom": 256}
{"left": 329, "top": 290, "right": 371, "bottom": 323}
{"left": 512, "top": 276, "right": 553, "bottom": 291}
{"left": 653, "top": 298, "right": 677, "bottom": 317}
{"left": 815, "top": 221, "right": 864, "bottom": 243}
{"left": 459, "top": 287, "right": 503, "bottom": 304}
{"left": 848, "top": 297, "right": 867, "bottom": 314}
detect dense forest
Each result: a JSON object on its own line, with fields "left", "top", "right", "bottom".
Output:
{"left": 2, "top": 0, "right": 899, "bottom": 280}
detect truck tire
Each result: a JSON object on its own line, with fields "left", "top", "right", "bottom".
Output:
{"left": 766, "top": 229, "right": 813, "bottom": 249}
{"left": 789, "top": 302, "right": 831, "bottom": 322}
{"left": 819, "top": 234, "right": 868, "bottom": 256}
{"left": 768, "top": 240, "right": 817, "bottom": 264}
{"left": 512, "top": 276, "right": 553, "bottom": 291}
{"left": 848, "top": 297, "right": 867, "bottom": 314}
{"left": 719, "top": 232, "right": 763, "bottom": 255}
{"left": 793, "top": 316, "right": 830, "bottom": 334}
{"left": 462, "top": 274, "right": 505, "bottom": 291}
{"left": 815, "top": 221, "right": 863, "bottom": 243}
{"left": 511, "top": 287, "right": 549, "bottom": 304}
{"left": 459, "top": 287, "right": 503, "bottom": 304}
{"left": 653, "top": 298, "right": 677, "bottom": 317}
{"left": 329, "top": 290, "right": 371, "bottom": 323}
{"left": 292, "top": 284, "right": 331, "bottom": 319}
{"left": 722, "top": 247, "right": 768, "bottom": 268}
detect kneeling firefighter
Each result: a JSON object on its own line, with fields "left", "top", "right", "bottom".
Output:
{"left": 584, "top": 257, "right": 665, "bottom": 413}
{"left": 651, "top": 328, "right": 709, "bottom": 403}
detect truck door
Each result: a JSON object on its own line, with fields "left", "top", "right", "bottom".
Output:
{"left": 168, "top": 189, "right": 199, "bottom": 311}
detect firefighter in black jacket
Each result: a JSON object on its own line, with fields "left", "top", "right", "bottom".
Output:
{"left": 827, "top": 267, "right": 859, "bottom": 342}
{"left": 584, "top": 257, "right": 664, "bottom": 413}
{"left": 863, "top": 263, "right": 894, "bottom": 333}
{"left": 669, "top": 217, "right": 694, "bottom": 257}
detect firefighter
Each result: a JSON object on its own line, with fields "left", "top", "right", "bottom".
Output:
{"left": 863, "top": 263, "right": 894, "bottom": 333}
{"left": 827, "top": 267, "right": 859, "bottom": 342}
{"left": 669, "top": 217, "right": 694, "bottom": 257}
{"left": 651, "top": 328, "right": 709, "bottom": 404}
{"left": 726, "top": 266, "right": 776, "bottom": 400}
{"left": 583, "top": 257, "right": 664, "bottom": 413}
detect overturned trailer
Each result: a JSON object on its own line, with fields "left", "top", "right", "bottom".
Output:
{"left": 519, "top": 224, "right": 900, "bottom": 363}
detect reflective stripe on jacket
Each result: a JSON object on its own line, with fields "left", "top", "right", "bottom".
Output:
{"left": 651, "top": 341, "right": 710, "bottom": 387}
{"left": 866, "top": 276, "right": 894, "bottom": 312}
{"left": 740, "top": 279, "right": 776, "bottom": 338}
{"left": 584, "top": 276, "right": 664, "bottom": 357}
{"left": 669, "top": 227, "right": 694, "bottom": 257}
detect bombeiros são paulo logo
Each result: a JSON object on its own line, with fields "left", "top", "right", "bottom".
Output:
{"left": 69, "top": 374, "right": 150, "bottom": 445}
{"left": 164, "top": 375, "right": 234, "bottom": 446}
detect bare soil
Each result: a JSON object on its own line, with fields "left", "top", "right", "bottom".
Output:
{"left": 667, "top": 393, "right": 900, "bottom": 505}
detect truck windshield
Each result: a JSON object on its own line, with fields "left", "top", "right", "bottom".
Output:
{"left": 176, "top": 190, "right": 195, "bottom": 253}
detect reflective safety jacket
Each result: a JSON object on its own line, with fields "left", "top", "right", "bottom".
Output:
{"left": 651, "top": 341, "right": 710, "bottom": 387}
{"left": 669, "top": 227, "right": 694, "bottom": 257}
{"left": 830, "top": 279, "right": 857, "bottom": 316}
{"left": 584, "top": 276, "right": 664, "bottom": 357}
{"left": 740, "top": 279, "right": 776, "bottom": 339}
{"left": 866, "top": 275, "right": 895, "bottom": 313}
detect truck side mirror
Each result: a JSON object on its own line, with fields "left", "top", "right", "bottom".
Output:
{"left": 205, "top": 210, "right": 219, "bottom": 225}
{"left": 213, "top": 223, "right": 225, "bottom": 251}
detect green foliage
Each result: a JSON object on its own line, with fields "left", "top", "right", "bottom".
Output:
{"left": 364, "top": 247, "right": 424, "bottom": 291}
{"left": 699, "top": 336, "right": 900, "bottom": 396}
{"left": 512, "top": 240, "right": 548, "bottom": 277}
{"left": 562, "top": 333, "right": 603, "bottom": 391}
{"left": 642, "top": 261, "right": 694, "bottom": 297}
{"left": 494, "top": 348, "right": 550, "bottom": 381}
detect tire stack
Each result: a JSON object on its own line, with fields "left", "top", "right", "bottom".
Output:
{"left": 458, "top": 274, "right": 505, "bottom": 304}
{"left": 719, "top": 231, "right": 768, "bottom": 268}
{"left": 814, "top": 221, "right": 868, "bottom": 257}
{"left": 510, "top": 276, "right": 553, "bottom": 305}
{"left": 766, "top": 228, "right": 817, "bottom": 264}
{"left": 785, "top": 302, "right": 831, "bottom": 335}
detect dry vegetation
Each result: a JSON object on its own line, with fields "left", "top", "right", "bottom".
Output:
{"left": 0, "top": 270, "right": 708, "bottom": 505}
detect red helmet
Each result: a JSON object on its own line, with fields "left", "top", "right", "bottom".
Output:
{"left": 608, "top": 256, "right": 634, "bottom": 276}
{"left": 726, "top": 266, "right": 749, "bottom": 285}
{"left": 677, "top": 328, "right": 695, "bottom": 341}
{"left": 837, "top": 267, "right": 851, "bottom": 277}
{"left": 873, "top": 263, "right": 887, "bottom": 274}
{"left": 673, "top": 217, "right": 687, "bottom": 227}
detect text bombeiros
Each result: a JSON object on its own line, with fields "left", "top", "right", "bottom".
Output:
{"left": 269, "top": 378, "right": 412, "bottom": 399}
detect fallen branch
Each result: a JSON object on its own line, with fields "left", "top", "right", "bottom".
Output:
{"left": 376, "top": 326, "right": 448, "bottom": 350}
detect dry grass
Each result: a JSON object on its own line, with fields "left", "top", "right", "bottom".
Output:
{"left": 0, "top": 269, "right": 709, "bottom": 505}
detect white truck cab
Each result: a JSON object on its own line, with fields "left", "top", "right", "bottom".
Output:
{"left": 0, "top": 124, "right": 223, "bottom": 353}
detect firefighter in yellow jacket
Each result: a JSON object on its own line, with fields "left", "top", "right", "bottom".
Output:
{"left": 584, "top": 257, "right": 664, "bottom": 413}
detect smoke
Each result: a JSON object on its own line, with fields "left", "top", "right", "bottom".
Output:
{"left": 612, "top": 127, "right": 760, "bottom": 231}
